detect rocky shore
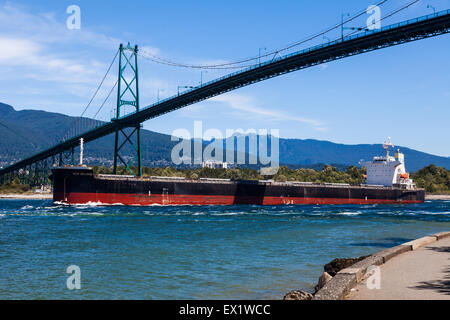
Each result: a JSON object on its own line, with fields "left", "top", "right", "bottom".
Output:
{"left": 283, "top": 255, "right": 369, "bottom": 300}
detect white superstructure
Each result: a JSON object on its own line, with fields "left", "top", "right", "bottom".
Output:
{"left": 361, "top": 138, "right": 416, "bottom": 189}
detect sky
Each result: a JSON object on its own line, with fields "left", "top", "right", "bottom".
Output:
{"left": 0, "top": 0, "right": 449, "bottom": 157}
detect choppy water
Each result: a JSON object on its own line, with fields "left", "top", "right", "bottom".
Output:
{"left": 0, "top": 199, "right": 449, "bottom": 299}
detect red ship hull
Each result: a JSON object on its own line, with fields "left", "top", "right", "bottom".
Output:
{"left": 53, "top": 191, "right": 423, "bottom": 206}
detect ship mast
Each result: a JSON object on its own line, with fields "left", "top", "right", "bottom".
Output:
{"left": 79, "top": 138, "right": 84, "bottom": 166}
{"left": 383, "top": 137, "right": 394, "bottom": 160}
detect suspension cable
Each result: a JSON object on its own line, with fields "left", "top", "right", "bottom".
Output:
{"left": 92, "top": 79, "right": 118, "bottom": 120}
{"left": 343, "top": 0, "right": 420, "bottom": 39}
{"left": 137, "top": 0, "right": 391, "bottom": 70}
{"left": 61, "top": 49, "right": 119, "bottom": 141}
{"left": 80, "top": 49, "right": 119, "bottom": 117}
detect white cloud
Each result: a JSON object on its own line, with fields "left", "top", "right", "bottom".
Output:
{"left": 0, "top": 3, "right": 117, "bottom": 48}
{"left": 0, "top": 4, "right": 161, "bottom": 91}
{"left": 0, "top": 3, "right": 112, "bottom": 93}
{"left": 0, "top": 37, "right": 40, "bottom": 62}
{"left": 139, "top": 46, "right": 161, "bottom": 57}
{"left": 0, "top": 36, "right": 103, "bottom": 83}
{"left": 0, "top": 2, "right": 166, "bottom": 119}
{"left": 210, "top": 93, "right": 326, "bottom": 131}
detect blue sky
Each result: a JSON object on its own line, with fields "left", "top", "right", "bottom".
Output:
{"left": 0, "top": 0, "right": 449, "bottom": 156}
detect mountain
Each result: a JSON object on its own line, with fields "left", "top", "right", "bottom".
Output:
{"left": 0, "top": 102, "right": 177, "bottom": 168}
{"left": 277, "top": 139, "right": 450, "bottom": 172}
{"left": 1, "top": 102, "right": 450, "bottom": 172}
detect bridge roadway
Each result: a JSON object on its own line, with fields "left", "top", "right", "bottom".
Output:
{"left": 1, "top": 10, "right": 450, "bottom": 176}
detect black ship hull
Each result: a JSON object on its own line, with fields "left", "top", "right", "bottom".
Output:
{"left": 51, "top": 167, "right": 425, "bottom": 206}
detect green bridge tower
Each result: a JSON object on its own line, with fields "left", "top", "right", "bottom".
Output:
{"left": 113, "top": 43, "right": 142, "bottom": 176}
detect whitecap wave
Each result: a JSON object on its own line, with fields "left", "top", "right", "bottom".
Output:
{"left": 84, "top": 212, "right": 104, "bottom": 216}
{"left": 53, "top": 201, "right": 70, "bottom": 206}
{"left": 212, "top": 212, "right": 246, "bottom": 216}
{"left": 337, "top": 211, "right": 362, "bottom": 216}
{"left": 415, "top": 211, "right": 450, "bottom": 215}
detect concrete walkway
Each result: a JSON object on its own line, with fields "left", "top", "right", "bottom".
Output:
{"left": 349, "top": 237, "right": 450, "bottom": 300}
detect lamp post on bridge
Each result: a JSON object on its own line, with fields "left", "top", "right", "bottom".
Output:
{"left": 427, "top": 4, "right": 436, "bottom": 14}
{"left": 200, "top": 70, "right": 208, "bottom": 86}
{"left": 157, "top": 88, "right": 165, "bottom": 102}
{"left": 341, "top": 13, "right": 350, "bottom": 41}
{"left": 258, "top": 47, "right": 267, "bottom": 66}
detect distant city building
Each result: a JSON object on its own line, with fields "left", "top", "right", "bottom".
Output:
{"left": 202, "top": 160, "right": 228, "bottom": 169}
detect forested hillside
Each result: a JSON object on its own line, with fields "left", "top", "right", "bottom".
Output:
{"left": 1, "top": 102, "right": 450, "bottom": 172}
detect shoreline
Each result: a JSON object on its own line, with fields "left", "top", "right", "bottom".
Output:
{"left": 0, "top": 194, "right": 53, "bottom": 200}
{"left": 425, "top": 194, "right": 450, "bottom": 200}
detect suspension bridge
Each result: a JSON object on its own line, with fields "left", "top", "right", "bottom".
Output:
{"left": 1, "top": 7, "right": 449, "bottom": 185}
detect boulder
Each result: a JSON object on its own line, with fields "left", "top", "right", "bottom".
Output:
{"left": 314, "top": 272, "right": 333, "bottom": 292}
{"left": 283, "top": 290, "right": 313, "bottom": 300}
{"left": 324, "top": 255, "right": 370, "bottom": 276}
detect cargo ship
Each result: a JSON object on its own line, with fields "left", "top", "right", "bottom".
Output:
{"left": 51, "top": 139, "right": 424, "bottom": 205}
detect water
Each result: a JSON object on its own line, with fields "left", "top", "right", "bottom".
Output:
{"left": 0, "top": 199, "right": 449, "bottom": 299}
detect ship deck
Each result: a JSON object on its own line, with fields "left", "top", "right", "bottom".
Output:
{"left": 95, "top": 174, "right": 422, "bottom": 192}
